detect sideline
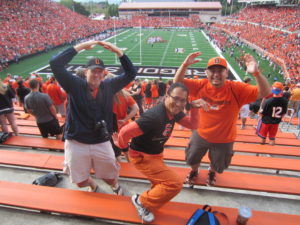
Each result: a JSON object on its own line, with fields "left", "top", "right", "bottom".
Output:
{"left": 201, "top": 30, "right": 242, "bottom": 81}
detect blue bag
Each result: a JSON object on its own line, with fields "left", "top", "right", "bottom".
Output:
{"left": 186, "top": 205, "right": 221, "bottom": 225}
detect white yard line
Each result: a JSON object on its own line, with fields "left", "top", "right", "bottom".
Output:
{"left": 160, "top": 30, "right": 175, "bottom": 66}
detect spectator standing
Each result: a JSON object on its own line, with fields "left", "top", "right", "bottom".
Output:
{"left": 114, "top": 83, "right": 199, "bottom": 223}
{"left": 144, "top": 80, "right": 152, "bottom": 110}
{"left": 75, "top": 68, "right": 86, "bottom": 80}
{"left": 157, "top": 77, "right": 166, "bottom": 104}
{"left": 11, "top": 77, "right": 19, "bottom": 92}
{"left": 3, "top": 74, "right": 12, "bottom": 83}
{"left": 166, "top": 80, "right": 173, "bottom": 93}
{"left": 151, "top": 79, "right": 159, "bottom": 107}
{"left": 129, "top": 78, "right": 144, "bottom": 116}
{"left": 0, "top": 80, "right": 19, "bottom": 135}
{"left": 249, "top": 98, "right": 262, "bottom": 118}
{"left": 49, "top": 40, "right": 136, "bottom": 194}
{"left": 47, "top": 77, "right": 66, "bottom": 118}
{"left": 105, "top": 73, "right": 139, "bottom": 161}
{"left": 25, "top": 79, "right": 61, "bottom": 139}
{"left": 112, "top": 88, "right": 139, "bottom": 161}
{"left": 174, "top": 52, "right": 270, "bottom": 186}
{"left": 257, "top": 82, "right": 288, "bottom": 145}
{"left": 282, "top": 86, "right": 292, "bottom": 101}
{"left": 239, "top": 76, "right": 252, "bottom": 129}
{"left": 288, "top": 83, "right": 300, "bottom": 117}
{"left": 16, "top": 80, "right": 30, "bottom": 112}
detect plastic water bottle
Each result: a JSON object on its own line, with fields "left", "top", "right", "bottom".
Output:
{"left": 236, "top": 206, "right": 252, "bottom": 225}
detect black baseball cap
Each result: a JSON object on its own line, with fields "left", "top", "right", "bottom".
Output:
{"left": 86, "top": 57, "right": 105, "bottom": 70}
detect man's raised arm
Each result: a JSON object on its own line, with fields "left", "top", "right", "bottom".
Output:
{"left": 173, "top": 52, "right": 202, "bottom": 83}
{"left": 244, "top": 54, "right": 271, "bottom": 98}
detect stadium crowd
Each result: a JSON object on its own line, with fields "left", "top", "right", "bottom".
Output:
{"left": 4, "top": 1, "right": 298, "bottom": 84}
{"left": 231, "top": 6, "right": 300, "bottom": 32}
{"left": 0, "top": 0, "right": 204, "bottom": 72}
{"left": 0, "top": 0, "right": 132, "bottom": 70}
{"left": 1, "top": 2, "right": 300, "bottom": 223}
{"left": 212, "top": 9, "right": 300, "bottom": 81}
{"left": 206, "top": 28, "right": 285, "bottom": 78}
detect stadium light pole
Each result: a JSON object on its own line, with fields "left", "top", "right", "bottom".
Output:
{"left": 224, "top": 1, "right": 228, "bottom": 16}
{"left": 72, "top": 0, "right": 75, "bottom": 12}
{"left": 230, "top": 0, "right": 234, "bottom": 15}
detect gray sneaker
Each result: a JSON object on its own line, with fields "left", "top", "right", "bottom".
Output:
{"left": 131, "top": 194, "right": 154, "bottom": 223}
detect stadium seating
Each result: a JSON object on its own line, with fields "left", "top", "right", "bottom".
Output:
{"left": 9, "top": 116, "right": 297, "bottom": 138}
{"left": 1, "top": 180, "right": 299, "bottom": 225}
{"left": 3, "top": 132, "right": 300, "bottom": 156}
{"left": 231, "top": 6, "right": 300, "bottom": 32}
{"left": 1, "top": 149, "right": 300, "bottom": 195}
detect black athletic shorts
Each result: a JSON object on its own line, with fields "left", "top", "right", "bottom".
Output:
{"left": 37, "top": 119, "right": 61, "bottom": 138}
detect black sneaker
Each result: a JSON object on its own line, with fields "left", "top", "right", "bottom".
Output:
{"left": 185, "top": 170, "right": 198, "bottom": 188}
{"left": 131, "top": 194, "right": 154, "bottom": 223}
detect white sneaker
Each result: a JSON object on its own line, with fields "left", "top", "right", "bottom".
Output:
{"left": 131, "top": 194, "right": 154, "bottom": 223}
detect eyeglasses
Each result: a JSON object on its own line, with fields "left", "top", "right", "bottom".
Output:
{"left": 169, "top": 95, "right": 187, "bottom": 104}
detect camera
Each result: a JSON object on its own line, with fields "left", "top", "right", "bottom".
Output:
{"left": 94, "top": 120, "right": 110, "bottom": 140}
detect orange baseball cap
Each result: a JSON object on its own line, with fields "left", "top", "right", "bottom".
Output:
{"left": 207, "top": 57, "right": 228, "bottom": 69}
{"left": 272, "top": 82, "right": 283, "bottom": 90}
{"left": 272, "top": 81, "right": 283, "bottom": 95}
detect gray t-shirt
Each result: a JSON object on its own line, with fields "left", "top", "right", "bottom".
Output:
{"left": 25, "top": 91, "right": 54, "bottom": 123}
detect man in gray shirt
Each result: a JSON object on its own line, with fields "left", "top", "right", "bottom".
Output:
{"left": 25, "top": 79, "right": 62, "bottom": 139}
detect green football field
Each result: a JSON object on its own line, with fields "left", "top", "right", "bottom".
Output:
{"left": 0, "top": 28, "right": 283, "bottom": 84}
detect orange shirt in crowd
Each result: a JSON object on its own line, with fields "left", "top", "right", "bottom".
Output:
{"left": 12, "top": 80, "right": 18, "bottom": 91}
{"left": 24, "top": 80, "right": 30, "bottom": 88}
{"left": 151, "top": 84, "right": 159, "bottom": 98}
{"left": 141, "top": 82, "right": 147, "bottom": 97}
{"left": 35, "top": 76, "right": 43, "bottom": 83}
{"left": 42, "top": 81, "right": 50, "bottom": 93}
{"left": 124, "top": 81, "right": 134, "bottom": 90}
{"left": 3, "top": 76, "right": 11, "bottom": 83}
{"left": 47, "top": 83, "right": 66, "bottom": 105}
{"left": 184, "top": 79, "right": 258, "bottom": 143}
{"left": 290, "top": 87, "right": 300, "bottom": 101}
{"left": 113, "top": 94, "right": 136, "bottom": 130}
